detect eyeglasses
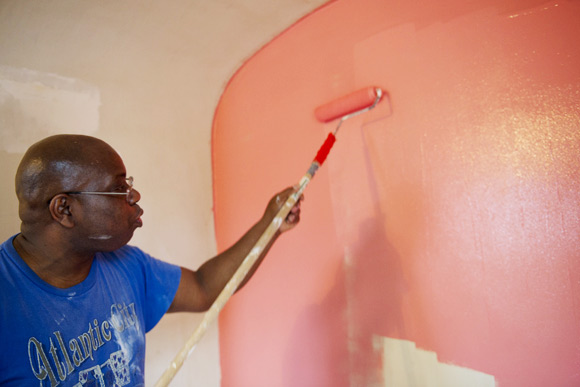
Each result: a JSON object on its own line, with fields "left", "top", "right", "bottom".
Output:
{"left": 65, "top": 176, "right": 136, "bottom": 202}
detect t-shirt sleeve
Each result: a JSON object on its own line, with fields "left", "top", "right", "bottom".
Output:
{"left": 118, "top": 246, "right": 182, "bottom": 332}
{"left": 141, "top": 254, "right": 182, "bottom": 332}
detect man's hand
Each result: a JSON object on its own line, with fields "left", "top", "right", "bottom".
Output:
{"left": 265, "top": 186, "right": 303, "bottom": 233}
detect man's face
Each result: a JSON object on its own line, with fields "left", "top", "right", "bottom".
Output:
{"left": 70, "top": 152, "right": 143, "bottom": 252}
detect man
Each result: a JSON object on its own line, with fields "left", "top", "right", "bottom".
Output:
{"left": 0, "top": 134, "right": 302, "bottom": 386}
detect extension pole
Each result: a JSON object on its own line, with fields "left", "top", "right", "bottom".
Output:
{"left": 155, "top": 86, "right": 383, "bottom": 386}
{"left": 154, "top": 176, "right": 310, "bottom": 387}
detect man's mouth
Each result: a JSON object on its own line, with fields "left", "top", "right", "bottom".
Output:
{"left": 134, "top": 207, "right": 144, "bottom": 227}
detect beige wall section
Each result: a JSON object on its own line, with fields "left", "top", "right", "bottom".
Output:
{"left": 0, "top": 1, "right": 327, "bottom": 385}
{"left": 0, "top": 66, "right": 100, "bottom": 153}
{"left": 377, "top": 336, "right": 496, "bottom": 387}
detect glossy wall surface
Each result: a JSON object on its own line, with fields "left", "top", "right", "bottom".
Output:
{"left": 212, "top": 0, "right": 580, "bottom": 386}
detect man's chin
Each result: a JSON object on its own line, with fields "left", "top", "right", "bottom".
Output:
{"left": 94, "top": 232, "right": 136, "bottom": 252}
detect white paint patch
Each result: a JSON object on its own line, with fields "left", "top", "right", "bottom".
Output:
{"left": 272, "top": 216, "right": 284, "bottom": 229}
{"left": 89, "top": 235, "right": 113, "bottom": 240}
{"left": 248, "top": 246, "right": 263, "bottom": 258}
{"left": 376, "top": 336, "right": 496, "bottom": 387}
{"left": 0, "top": 66, "right": 100, "bottom": 153}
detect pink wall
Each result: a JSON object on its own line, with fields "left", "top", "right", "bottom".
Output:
{"left": 212, "top": 0, "right": 580, "bottom": 386}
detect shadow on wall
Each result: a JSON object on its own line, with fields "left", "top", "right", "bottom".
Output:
{"left": 283, "top": 113, "right": 424, "bottom": 385}
{"left": 282, "top": 214, "right": 414, "bottom": 387}
{"left": 344, "top": 124, "right": 417, "bottom": 385}
{"left": 347, "top": 215, "right": 409, "bottom": 386}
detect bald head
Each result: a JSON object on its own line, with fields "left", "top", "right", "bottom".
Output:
{"left": 16, "top": 135, "right": 123, "bottom": 224}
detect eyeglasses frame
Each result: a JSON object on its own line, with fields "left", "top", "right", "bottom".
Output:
{"left": 64, "top": 176, "right": 135, "bottom": 200}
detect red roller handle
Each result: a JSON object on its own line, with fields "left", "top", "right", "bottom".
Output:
{"left": 314, "top": 133, "right": 336, "bottom": 166}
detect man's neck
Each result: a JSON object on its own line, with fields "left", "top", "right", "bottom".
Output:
{"left": 13, "top": 233, "right": 95, "bottom": 289}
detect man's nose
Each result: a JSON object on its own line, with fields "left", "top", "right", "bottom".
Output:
{"left": 127, "top": 188, "right": 140, "bottom": 205}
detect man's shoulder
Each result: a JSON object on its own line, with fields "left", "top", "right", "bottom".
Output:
{"left": 0, "top": 234, "right": 17, "bottom": 254}
{"left": 0, "top": 234, "right": 23, "bottom": 275}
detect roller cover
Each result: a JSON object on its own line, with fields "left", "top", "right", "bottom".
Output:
{"left": 314, "top": 87, "right": 378, "bottom": 123}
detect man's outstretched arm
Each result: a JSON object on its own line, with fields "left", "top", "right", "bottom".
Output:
{"left": 168, "top": 186, "right": 302, "bottom": 313}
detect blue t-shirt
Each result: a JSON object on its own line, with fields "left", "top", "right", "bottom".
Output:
{"left": 0, "top": 235, "right": 181, "bottom": 386}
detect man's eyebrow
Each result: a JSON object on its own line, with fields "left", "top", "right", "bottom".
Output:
{"left": 112, "top": 171, "right": 127, "bottom": 180}
{"left": 103, "top": 173, "right": 127, "bottom": 188}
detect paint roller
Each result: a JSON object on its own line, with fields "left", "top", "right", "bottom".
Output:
{"left": 154, "top": 86, "right": 384, "bottom": 386}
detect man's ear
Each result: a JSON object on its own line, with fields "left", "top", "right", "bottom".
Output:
{"left": 48, "top": 194, "right": 75, "bottom": 228}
